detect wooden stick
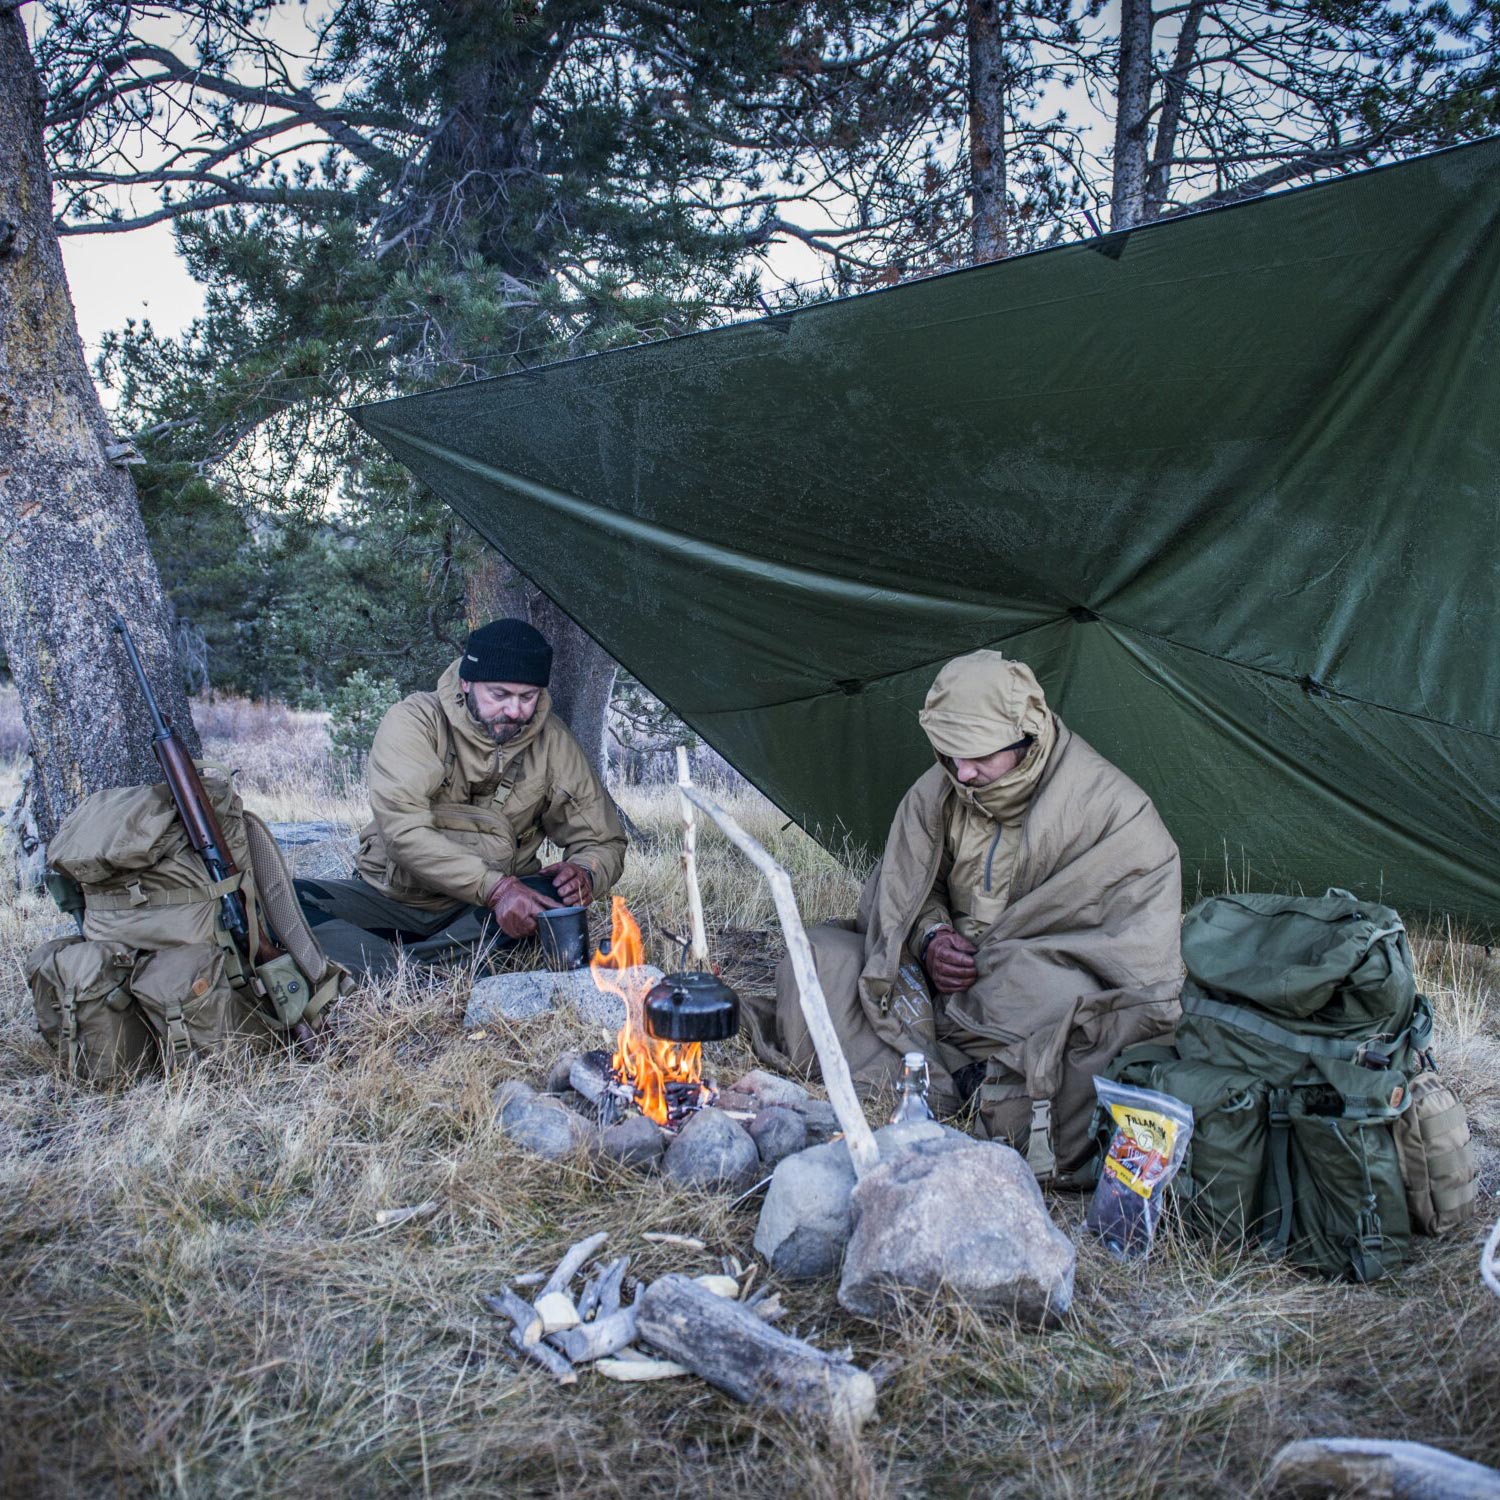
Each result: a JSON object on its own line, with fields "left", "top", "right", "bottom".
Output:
{"left": 512, "top": 1333, "right": 577, "bottom": 1384}
{"left": 549, "top": 1305, "right": 638, "bottom": 1363}
{"left": 1268, "top": 1438, "right": 1500, "bottom": 1498}
{"left": 482, "top": 1289, "right": 541, "bottom": 1347}
{"left": 679, "top": 783, "right": 879, "bottom": 1179}
{"left": 541, "top": 1231, "right": 609, "bottom": 1297}
{"left": 596, "top": 1356, "right": 689, "bottom": 1382}
{"left": 1482, "top": 1212, "right": 1500, "bottom": 1300}
{"left": 637, "top": 1273, "right": 877, "bottom": 1428}
{"left": 594, "top": 1256, "right": 628, "bottom": 1320}
{"left": 373, "top": 1199, "right": 439, "bottom": 1229}
{"left": 676, "top": 745, "right": 710, "bottom": 967}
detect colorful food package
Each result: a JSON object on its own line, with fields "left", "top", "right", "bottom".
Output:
{"left": 1085, "top": 1078, "right": 1195, "bottom": 1259}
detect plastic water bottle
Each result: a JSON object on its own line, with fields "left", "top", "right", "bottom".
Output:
{"left": 889, "top": 1051, "right": 935, "bottom": 1124}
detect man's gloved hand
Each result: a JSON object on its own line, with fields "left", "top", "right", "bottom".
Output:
{"left": 923, "top": 927, "right": 979, "bottom": 993}
{"left": 486, "top": 875, "right": 563, "bottom": 939}
{"left": 540, "top": 860, "right": 594, "bottom": 907}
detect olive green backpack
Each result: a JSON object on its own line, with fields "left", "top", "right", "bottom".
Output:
{"left": 1108, "top": 890, "right": 1477, "bottom": 1282}
{"left": 28, "top": 769, "right": 350, "bottom": 1083}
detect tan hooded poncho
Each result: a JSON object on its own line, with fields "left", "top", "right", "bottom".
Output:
{"left": 772, "top": 650, "right": 1183, "bottom": 1178}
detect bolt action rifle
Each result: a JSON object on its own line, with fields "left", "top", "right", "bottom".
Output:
{"left": 112, "top": 613, "right": 319, "bottom": 1052}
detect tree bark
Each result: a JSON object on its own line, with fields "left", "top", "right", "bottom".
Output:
{"left": 0, "top": 10, "right": 198, "bottom": 841}
{"left": 463, "top": 545, "right": 617, "bottom": 778}
{"left": 967, "top": 0, "right": 1011, "bottom": 263}
{"left": 1110, "top": 0, "right": 1155, "bottom": 231}
{"left": 1144, "top": 0, "right": 1208, "bottom": 220}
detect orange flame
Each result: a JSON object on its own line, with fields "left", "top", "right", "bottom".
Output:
{"left": 592, "top": 895, "right": 703, "bottom": 1126}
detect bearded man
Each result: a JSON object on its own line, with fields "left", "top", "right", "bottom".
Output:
{"left": 773, "top": 649, "right": 1183, "bottom": 1182}
{"left": 295, "top": 619, "right": 627, "bottom": 976}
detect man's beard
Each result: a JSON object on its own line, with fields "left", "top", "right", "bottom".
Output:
{"left": 466, "top": 688, "right": 534, "bottom": 745}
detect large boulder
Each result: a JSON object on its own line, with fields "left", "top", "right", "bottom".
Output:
{"left": 837, "top": 1136, "right": 1075, "bottom": 1327}
{"left": 753, "top": 1120, "right": 954, "bottom": 1280}
{"left": 661, "top": 1108, "right": 760, "bottom": 1191}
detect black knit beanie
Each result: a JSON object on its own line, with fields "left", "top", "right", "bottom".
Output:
{"left": 461, "top": 619, "right": 553, "bottom": 686}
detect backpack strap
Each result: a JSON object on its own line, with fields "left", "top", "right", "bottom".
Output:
{"left": 1265, "top": 1087, "right": 1295, "bottom": 1256}
{"left": 1183, "top": 991, "right": 1427, "bottom": 1070}
{"left": 59, "top": 986, "right": 80, "bottom": 1078}
{"left": 159, "top": 991, "right": 194, "bottom": 1070}
{"left": 1026, "top": 1100, "right": 1056, "bottom": 1181}
{"left": 84, "top": 872, "right": 244, "bottom": 911}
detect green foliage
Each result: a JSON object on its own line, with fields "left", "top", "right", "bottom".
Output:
{"left": 328, "top": 669, "right": 403, "bottom": 770}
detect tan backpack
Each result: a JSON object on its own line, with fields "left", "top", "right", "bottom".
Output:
{"left": 31, "top": 768, "right": 350, "bottom": 1081}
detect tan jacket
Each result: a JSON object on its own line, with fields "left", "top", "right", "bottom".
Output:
{"left": 777, "top": 720, "right": 1182, "bottom": 1122}
{"left": 355, "top": 660, "right": 627, "bottom": 911}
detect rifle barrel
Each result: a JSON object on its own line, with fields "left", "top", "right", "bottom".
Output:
{"left": 110, "top": 613, "right": 171, "bottom": 742}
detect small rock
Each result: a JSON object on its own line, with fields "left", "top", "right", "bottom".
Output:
{"left": 747, "top": 1106, "right": 807, "bottom": 1168}
{"left": 797, "top": 1099, "right": 841, "bottom": 1145}
{"left": 714, "top": 1091, "right": 758, "bottom": 1115}
{"left": 493, "top": 1079, "right": 536, "bottom": 1120}
{"left": 545, "top": 1051, "right": 582, "bottom": 1094}
{"left": 661, "top": 1108, "right": 759, "bottom": 1191}
{"left": 729, "top": 1068, "right": 810, "bottom": 1109}
{"left": 500, "top": 1095, "right": 594, "bottom": 1160}
{"left": 837, "top": 1137, "right": 1075, "bottom": 1326}
{"left": 753, "top": 1120, "right": 954, "bottom": 1280}
{"left": 600, "top": 1113, "right": 667, "bottom": 1170}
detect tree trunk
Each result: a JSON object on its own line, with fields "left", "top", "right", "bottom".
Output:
{"left": 1144, "top": 0, "right": 1208, "bottom": 220}
{"left": 0, "top": 11, "right": 198, "bottom": 841}
{"left": 967, "top": 0, "right": 1011, "bottom": 263}
{"left": 462, "top": 544, "right": 617, "bottom": 779}
{"left": 1111, "top": 0, "right": 1155, "bottom": 231}
{"left": 527, "top": 593, "right": 617, "bottom": 779}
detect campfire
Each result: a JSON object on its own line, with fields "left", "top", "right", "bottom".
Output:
{"left": 591, "top": 896, "right": 715, "bottom": 1128}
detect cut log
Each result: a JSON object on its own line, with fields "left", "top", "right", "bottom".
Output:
{"left": 1268, "top": 1438, "right": 1500, "bottom": 1499}
{"left": 549, "top": 1305, "right": 638, "bottom": 1363}
{"left": 637, "top": 1273, "right": 877, "bottom": 1428}
{"left": 542, "top": 1232, "right": 609, "bottom": 1297}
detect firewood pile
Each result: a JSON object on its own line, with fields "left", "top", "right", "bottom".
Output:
{"left": 481, "top": 1230, "right": 877, "bottom": 1427}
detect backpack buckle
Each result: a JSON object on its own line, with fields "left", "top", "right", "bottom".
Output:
{"left": 1355, "top": 1035, "right": 1394, "bottom": 1070}
{"left": 127, "top": 880, "right": 148, "bottom": 907}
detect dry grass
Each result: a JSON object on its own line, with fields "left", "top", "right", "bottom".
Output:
{"left": 0, "top": 719, "right": 1497, "bottom": 1499}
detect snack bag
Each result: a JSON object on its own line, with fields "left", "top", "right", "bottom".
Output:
{"left": 1085, "top": 1078, "right": 1194, "bottom": 1259}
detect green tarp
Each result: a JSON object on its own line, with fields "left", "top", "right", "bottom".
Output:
{"left": 354, "top": 138, "right": 1500, "bottom": 932}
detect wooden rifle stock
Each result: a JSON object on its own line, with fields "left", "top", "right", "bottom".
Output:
{"left": 112, "top": 614, "right": 317, "bottom": 1048}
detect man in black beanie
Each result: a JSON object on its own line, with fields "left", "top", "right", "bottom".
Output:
{"left": 295, "top": 618, "right": 627, "bottom": 975}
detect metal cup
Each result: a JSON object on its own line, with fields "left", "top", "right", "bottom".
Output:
{"left": 536, "top": 905, "right": 590, "bottom": 971}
